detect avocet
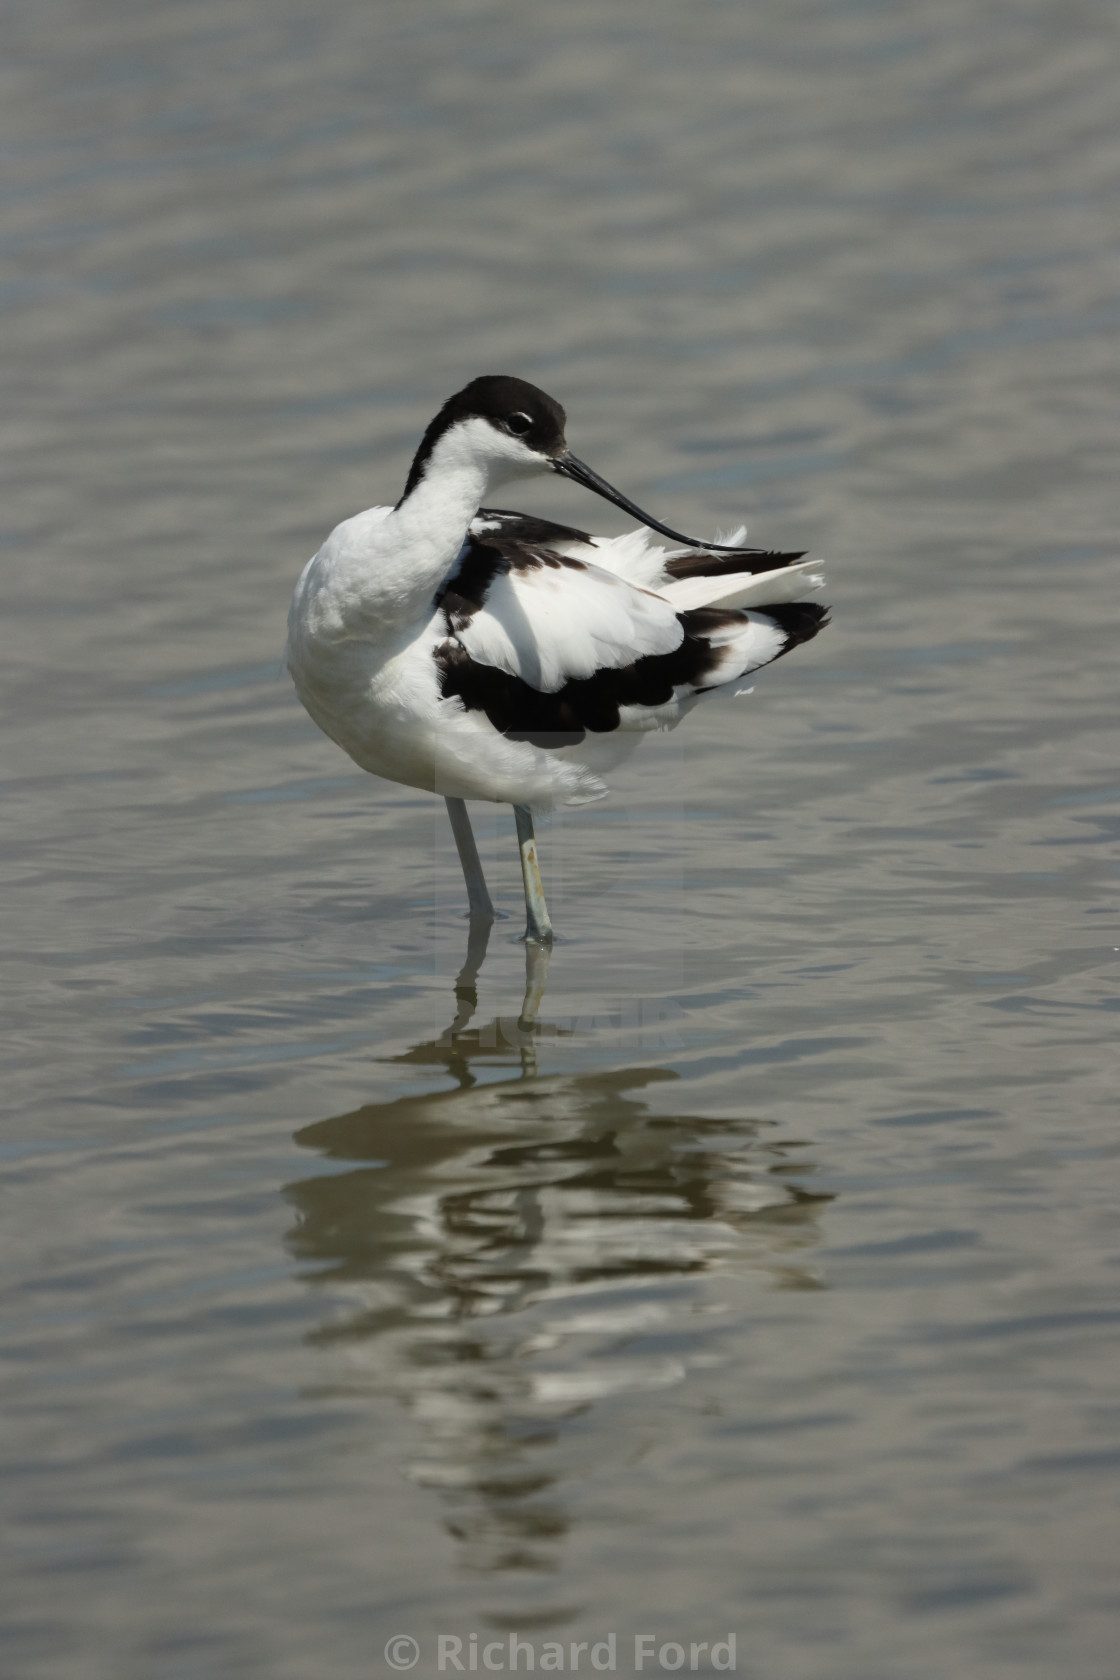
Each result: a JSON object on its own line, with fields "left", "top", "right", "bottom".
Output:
{"left": 287, "top": 376, "right": 828, "bottom": 940}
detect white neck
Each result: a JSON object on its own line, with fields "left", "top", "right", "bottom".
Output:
{"left": 392, "top": 433, "right": 491, "bottom": 571}
{"left": 374, "top": 418, "right": 543, "bottom": 616}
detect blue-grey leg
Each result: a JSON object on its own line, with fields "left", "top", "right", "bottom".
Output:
{"left": 444, "top": 796, "right": 494, "bottom": 921}
{"left": 517, "top": 937, "right": 551, "bottom": 1076}
{"left": 513, "top": 803, "right": 553, "bottom": 944}
{"left": 518, "top": 937, "right": 551, "bottom": 1032}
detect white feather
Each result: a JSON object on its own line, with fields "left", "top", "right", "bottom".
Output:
{"left": 579, "top": 527, "right": 672, "bottom": 588}
{"left": 454, "top": 558, "right": 684, "bottom": 692}
{"left": 659, "top": 558, "right": 827, "bottom": 612}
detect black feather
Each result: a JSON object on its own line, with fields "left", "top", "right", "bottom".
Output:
{"left": 761, "top": 601, "right": 831, "bottom": 651}
{"left": 435, "top": 515, "right": 593, "bottom": 632}
{"left": 436, "top": 607, "right": 751, "bottom": 748}
{"left": 664, "top": 549, "right": 806, "bottom": 580}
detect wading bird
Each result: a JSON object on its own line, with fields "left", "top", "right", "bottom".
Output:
{"left": 287, "top": 376, "right": 828, "bottom": 941}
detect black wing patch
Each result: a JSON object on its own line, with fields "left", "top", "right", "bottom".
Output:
{"left": 758, "top": 601, "right": 831, "bottom": 648}
{"left": 473, "top": 507, "right": 594, "bottom": 547}
{"left": 435, "top": 510, "right": 595, "bottom": 634}
{"left": 435, "top": 606, "right": 806, "bottom": 748}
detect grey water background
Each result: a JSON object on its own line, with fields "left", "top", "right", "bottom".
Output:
{"left": 3, "top": 0, "right": 1119, "bottom": 1676}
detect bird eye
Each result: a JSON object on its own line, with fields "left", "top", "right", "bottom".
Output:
{"left": 506, "top": 412, "right": 532, "bottom": 436}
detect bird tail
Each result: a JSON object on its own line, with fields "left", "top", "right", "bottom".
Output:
{"left": 660, "top": 556, "right": 827, "bottom": 613}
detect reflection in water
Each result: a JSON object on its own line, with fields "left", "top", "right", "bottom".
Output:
{"left": 285, "top": 924, "right": 831, "bottom": 1578}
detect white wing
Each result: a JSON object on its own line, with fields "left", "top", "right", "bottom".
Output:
{"left": 448, "top": 548, "right": 685, "bottom": 694}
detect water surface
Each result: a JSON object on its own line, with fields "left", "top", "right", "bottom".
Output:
{"left": 2, "top": 2, "right": 1119, "bottom": 1677}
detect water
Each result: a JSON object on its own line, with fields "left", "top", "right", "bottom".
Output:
{"left": 3, "top": 1, "right": 1119, "bottom": 1676}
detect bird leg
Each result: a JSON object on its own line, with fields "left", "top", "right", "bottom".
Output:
{"left": 513, "top": 804, "right": 553, "bottom": 944}
{"left": 518, "top": 937, "right": 551, "bottom": 1032}
{"left": 516, "top": 936, "right": 551, "bottom": 1077}
{"left": 444, "top": 797, "right": 495, "bottom": 921}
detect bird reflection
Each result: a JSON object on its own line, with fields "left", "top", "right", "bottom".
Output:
{"left": 285, "top": 920, "right": 830, "bottom": 1577}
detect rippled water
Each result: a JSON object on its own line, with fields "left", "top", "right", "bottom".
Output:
{"left": 3, "top": 1, "right": 1119, "bottom": 1676}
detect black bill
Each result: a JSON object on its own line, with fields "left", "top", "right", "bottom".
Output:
{"left": 552, "top": 452, "right": 770, "bottom": 555}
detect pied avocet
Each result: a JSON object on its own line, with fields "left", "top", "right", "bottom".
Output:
{"left": 287, "top": 376, "right": 829, "bottom": 941}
